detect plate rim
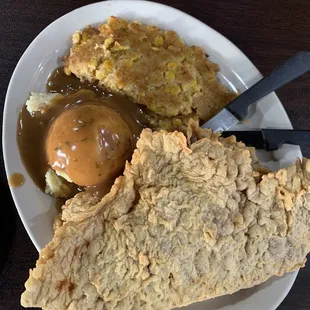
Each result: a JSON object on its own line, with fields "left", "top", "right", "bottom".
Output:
{"left": 2, "top": 1, "right": 300, "bottom": 309}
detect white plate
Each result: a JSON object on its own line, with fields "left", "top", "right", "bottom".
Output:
{"left": 2, "top": 1, "right": 301, "bottom": 309}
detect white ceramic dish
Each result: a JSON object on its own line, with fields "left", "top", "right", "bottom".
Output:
{"left": 3, "top": 1, "right": 301, "bottom": 309}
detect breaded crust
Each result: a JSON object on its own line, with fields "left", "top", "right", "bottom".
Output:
{"left": 65, "top": 17, "right": 236, "bottom": 121}
{"left": 22, "top": 122, "right": 310, "bottom": 310}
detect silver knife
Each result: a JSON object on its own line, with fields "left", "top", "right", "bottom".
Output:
{"left": 202, "top": 51, "right": 310, "bottom": 132}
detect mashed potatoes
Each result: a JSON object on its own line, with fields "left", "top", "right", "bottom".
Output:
{"left": 26, "top": 93, "right": 61, "bottom": 114}
{"left": 46, "top": 104, "right": 133, "bottom": 187}
{"left": 26, "top": 93, "right": 73, "bottom": 197}
{"left": 45, "top": 169, "right": 71, "bottom": 198}
{"left": 26, "top": 90, "right": 137, "bottom": 198}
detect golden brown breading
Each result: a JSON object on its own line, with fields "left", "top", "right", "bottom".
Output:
{"left": 21, "top": 123, "right": 310, "bottom": 310}
{"left": 65, "top": 17, "right": 236, "bottom": 121}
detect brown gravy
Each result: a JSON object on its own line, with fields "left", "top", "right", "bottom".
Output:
{"left": 8, "top": 173, "right": 25, "bottom": 188}
{"left": 17, "top": 67, "right": 149, "bottom": 198}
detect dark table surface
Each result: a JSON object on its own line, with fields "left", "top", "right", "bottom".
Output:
{"left": 0, "top": 0, "right": 309, "bottom": 309}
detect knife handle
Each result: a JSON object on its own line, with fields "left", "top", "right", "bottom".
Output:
{"left": 226, "top": 51, "right": 310, "bottom": 120}
{"left": 262, "top": 129, "right": 310, "bottom": 151}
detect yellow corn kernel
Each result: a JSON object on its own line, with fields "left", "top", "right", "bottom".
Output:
{"left": 165, "top": 71, "right": 175, "bottom": 82}
{"left": 112, "top": 42, "right": 129, "bottom": 51}
{"left": 172, "top": 118, "right": 183, "bottom": 127}
{"left": 139, "top": 92, "right": 146, "bottom": 97}
{"left": 87, "top": 58, "right": 97, "bottom": 70}
{"left": 104, "top": 37, "right": 115, "bottom": 48}
{"left": 167, "top": 62, "right": 177, "bottom": 71}
{"left": 158, "top": 120, "right": 171, "bottom": 130}
{"left": 103, "top": 60, "right": 114, "bottom": 71}
{"left": 117, "top": 80, "right": 125, "bottom": 89}
{"left": 72, "top": 32, "right": 81, "bottom": 44}
{"left": 182, "top": 79, "right": 196, "bottom": 91}
{"left": 154, "top": 36, "right": 164, "bottom": 47}
{"left": 108, "top": 16, "right": 127, "bottom": 29}
{"left": 164, "top": 85, "right": 171, "bottom": 93}
{"left": 64, "top": 67, "right": 71, "bottom": 76}
{"left": 170, "top": 85, "right": 181, "bottom": 95}
{"left": 99, "top": 24, "right": 111, "bottom": 33}
{"left": 129, "top": 54, "right": 141, "bottom": 62}
{"left": 95, "top": 70, "right": 107, "bottom": 80}
{"left": 193, "top": 84, "right": 200, "bottom": 92}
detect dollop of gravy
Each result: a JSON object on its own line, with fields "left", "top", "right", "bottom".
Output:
{"left": 17, "top": 67, "right": 149, "bottom": 197}
{"left": 8, "top": 173, "right": 25, "bottom": 188}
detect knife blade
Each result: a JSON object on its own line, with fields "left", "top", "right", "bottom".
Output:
{"left": 202, "top": 51, "right": 310, "bottom": 132}
{"left": 221, "top": 129, "right": 310, "bottom": 151}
